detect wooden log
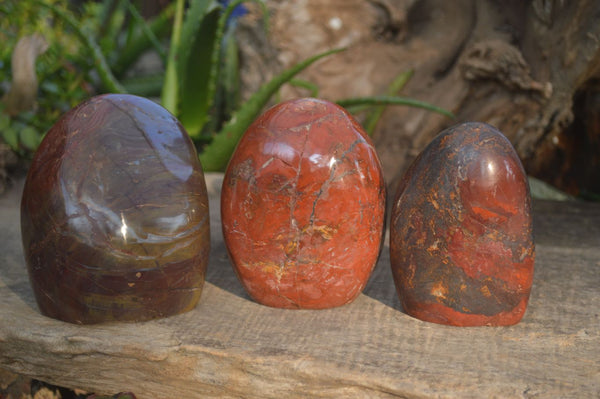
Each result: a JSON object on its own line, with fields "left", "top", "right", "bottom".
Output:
{"left": 246, "top": 0, "right": 600, "bottom": 197}
{"left": 1, "top": 174, "right": 599, "bottom": 398}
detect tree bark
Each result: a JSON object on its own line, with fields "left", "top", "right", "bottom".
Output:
{"left": 239, "top": 0, "right": 600, "bottom": 197}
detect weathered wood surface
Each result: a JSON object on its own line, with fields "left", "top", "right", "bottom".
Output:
{"left": 1, "top": 173, "right": 599, "bottom": 398}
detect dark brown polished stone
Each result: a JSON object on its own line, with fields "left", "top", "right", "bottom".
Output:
{"left": 390, "top": 122, "right": 535, "bottom": 326}
{"left": 21, "top": 94, "right": 210, "bottom": 324}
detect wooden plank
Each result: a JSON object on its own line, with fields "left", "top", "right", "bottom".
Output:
{"left": 1, "top": 174, "right": 599, "bottom": 398}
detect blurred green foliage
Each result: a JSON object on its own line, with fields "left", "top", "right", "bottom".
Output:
{"left": 0, "top": 0, "right": 173, "bottom": 155}
{"left": 0, "top": 0, "right": 95, "bottom": 154}
{"left": 0, "top": 0, "right": 452, "bottom": 171}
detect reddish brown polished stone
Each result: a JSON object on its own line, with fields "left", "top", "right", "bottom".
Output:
{"left": 21, "top": 94, "right": 210, "bottom": 324}
{"left": 221, "top": 98, "right": 386, "bottom": 309}
{"left": 390, "top": 122, "right": 535, "bottom": 326}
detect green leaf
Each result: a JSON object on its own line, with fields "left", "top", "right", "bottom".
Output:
{"left": 177, "top": 1, "right": 221, "bottom": 138}
{"left": 33, "top": 0, "right": 126, "bottom": 93}
{"left": 122, "top": 74, "right": 164, "bottom": 97}
{"left": 288, "top": 79, "right": 320, "bottom": 97}
{"left": 0, "top": 113, "right": 10, "bottom": 131}
{"left": 113, "top": 1, "right": 174, "bottom": 76}
{"left": 363, "top": 70, "right": 413, "bottom": 135}
{"left": 19, "top": 125, "right": 41, "bottom": 151}
{"left": 199, "top": 47, "right": 346, "bottom": 171}
{"left": 203, "top": 0, "right": 268, "bottom": 127}
{"left": 125, "top": 0, "right": 168, "bottom": 61}
{"left": 40, "top": 80, "right": 60, "bottom": 94}
{"left": 178, "top": 0, "right": 268, "bottom": 139}
{"left": 220, "top": 23, "right": 241, "bottom": 120}
{"left": 201, "top": 22, "right": 239, "bottom": 140}
{"left": 336, "top": 96, "right": 455, "bottom": 119}
{"left": 1, "top": 125, "right": 19, "bottom": 150}
{"left": 161, "top": 0, "right": 185, "bottom": 114}
{"left": 96, "top": 0, "right": 126, "bottom": 57}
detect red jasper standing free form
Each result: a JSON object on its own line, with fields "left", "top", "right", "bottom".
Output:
{"left": 390, "top": 122, "right": 535, "bottom": 326}
{"left": 221, "top": 98, "right": 386, "bottom": 309}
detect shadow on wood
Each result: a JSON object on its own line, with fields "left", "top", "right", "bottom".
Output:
{"left": 1, "top": 173, "right": 599, "bottom": 398}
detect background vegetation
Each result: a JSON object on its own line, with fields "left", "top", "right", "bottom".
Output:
{"left": 0, "top": 0, "right": 450, "bottom": 172}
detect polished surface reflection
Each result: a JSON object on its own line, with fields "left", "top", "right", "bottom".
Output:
{"left": 390, "top": 122, "right": 535, "bottom": 326}
{"left": 221, "top": 98, "right": 386, "bottom": 309}
{"left": 21, "top": 94, "right": 210, "bottom": 324}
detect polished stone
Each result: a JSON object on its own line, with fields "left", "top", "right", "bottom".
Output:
{"left": 21, "top": 94, "right": 210, "bottom": 324}
{"left": 390, "top": 122, "right": 535, "bottom": 326}
{"left": 221, "top": 98, "right": 386, "bottom": 309}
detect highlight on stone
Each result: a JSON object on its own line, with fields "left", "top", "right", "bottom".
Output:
{"left": 221, "top": 98, "right": 386, "bottom": 309}
{"left": 390, "top": 122, "right": 535, "bottom": 326}
{"left": 20, "top": 94, "right": 210, "bottom": 324}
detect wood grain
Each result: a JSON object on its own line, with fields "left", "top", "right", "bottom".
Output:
{"left": 1, "top": 174, "right": 599, "bottom": 398}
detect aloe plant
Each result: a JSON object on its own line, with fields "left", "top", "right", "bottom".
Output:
{"left": 165, "top": 0, "right": 453, "bottom": 171}
{"left": 362, "top": 70, "right": 414, "bottom": 135}
{"left": 199, "top": 48, "right": 346, "bottom": 171}
{"left": 337, "top": 95, "right": 454, "bottom": 121}
{"left": 2, "top": 0, "right": 453, "bottom": 171}
{"left": 161, "top": 0, "right": 268, "bottom": 141}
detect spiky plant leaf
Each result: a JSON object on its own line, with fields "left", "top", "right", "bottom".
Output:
{"left": 199, "top": 47, "right": 345, "bottom": 171}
